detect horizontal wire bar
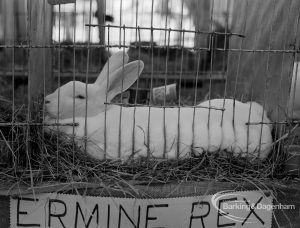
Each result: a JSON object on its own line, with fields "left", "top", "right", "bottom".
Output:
{"left": 246, "top": 121, "right": 300, "bottom": 125}
{"left": 104, "top": 102, "right": 225, "bottom": 111}
{"left": 51, "top": 72, "right": 226, "bottom": 80}
{"left": 0, "top": 70, "right": 226, "bottom": 80}
{"left": 0, "top": 119, "right": 297, "bottom": 128}
{"left": 0, "top": 44, "right": 297, "bottom": 53}
{"left": 0, "top": 70, "right": 221, "bottom": 75}
{"left": 86, "top": 24, "right": 245, "bottom": 37}
{"left": 0, "top": 44, "right": 212, "bottom": 51}
{"left": 0, "top": 122, "right": 79, "bottom": 126}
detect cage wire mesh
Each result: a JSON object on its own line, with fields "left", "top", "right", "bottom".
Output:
{"left": 0, "top": 0, "right": 299, "bottom": 194}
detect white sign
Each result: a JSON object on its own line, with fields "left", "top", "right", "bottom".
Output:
{"left": 10, "top": 191, "right": 273, "bottom": 228}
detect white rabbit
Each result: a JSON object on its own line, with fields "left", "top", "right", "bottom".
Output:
{"left": 45, "top": 52, "right": 273, "bottom": 160}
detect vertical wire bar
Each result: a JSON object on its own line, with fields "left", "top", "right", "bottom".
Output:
{"left": 25, "top": 0, "right": 29, "bottom": 180}
{"left": 145, "top": 0, "right": 152, "bottom": 66}
{"left": 177, "top": 31, "right": 185, "bottom": 158}
{"left": 163, "top": 0, "right": 169, "bottom": 47}
{"left": 232, "top": 0, "right": 248, "bottom": 154}
{"left": 2, "top": 1, "right": 6, "bottom": 77}
{"left": 169, "top": 0, "right": 179, "bottom": 75}
{"left": 246, "top": 0, "right": 262, "bottom": 160}
{"left": 207, "top": 0, "right": 216, "bottom": 150}
{"left": 99, "top": 0, "right": 107, "bottom": 66}
{"left": 192, "top": 49, "right": 202, "bottom": 153}
{"left": 117, "top": 28, "right": 126, "bottom": 159}
{"left": 221, "top": 0, "right": 233, "bottom": 133}
{"left": 11, "top": 0, "right": 16, "bottom": 173}
{"left": 135, "top": 0, "right": 138, "bottom": 42}
{"left": 72, "top": 1, "right": 77, "bottom": 163}
{"left": 275, "top": 0, "right": 293, "bottom": 160}
{"left": 259, "top": 0, "right": 277, "bottom": 156}
{"left": 3, "top": 0, "right": 9, "bottom": 78}
{"left": 147, "top": 0, "right": 155, "bottom": 158}
{"left": 132, "top": 29, "right": 141, "bottom": 157}
{"left": 81, "top": 0, "right": 86, "bottom": 70}
{"left": 66, "top": 2, "right": 75, "bottom": 181}
{"left": 163, "top": 30, "right": 171, "bottom": 158}
{"left": 26, "top": 0, "right": 35, "bottom": 194}
{"left": 178, "top": 0, "right": 184, "bottom": 63}
{"left": 191, "top": 0, "right": 202, "bottom": 153}
{"left": 119, "top": 0, "right": 123, "bottom": 48}
{"left": 84, "top": 0, "right": 93, "bottom": 153}
{"left": 220, "top": 0, "right": 232, "bottom": 157}
{"left": 56, "top": 4, "right": 62, "bottom": 176}
{"left": 104, "top": 26, "right": 110, "bottom": 159}
{"left": 150, "top": 0, "right": 155, "bottom": 96}
{"left": 157, "top": 0, "right": 165, "bottom": 83}
{"left": 132, "top": 0, "right": 140, "bottom": 157}
{"left": 162, "top": 1, "right": 170, "bottom": 158}
{"left": 42, "top": 0, "right": 46, "bottom": 172}
{"left": 176, "top": 0, "right": 185, "bottom": 159}
{"left": 207, "top": 0, "right": 215, "bottom": 151}
{"left": 208, "top": 0, "right": 215, "bottom": 102}
{"left": 62, "top": 5, "right": 66, "bottom": 70}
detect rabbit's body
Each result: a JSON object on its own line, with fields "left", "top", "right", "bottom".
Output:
{"left": 47, "top": 99, "right": 273, "bottom": 160}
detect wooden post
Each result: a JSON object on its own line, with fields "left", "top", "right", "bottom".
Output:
{"left": 28, "top": 0, "right": 53, "bottom": 106}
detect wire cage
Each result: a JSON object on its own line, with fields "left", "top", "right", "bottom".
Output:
{"left": 1, "top": 0, "right": 300, "bottom": 226}
{"left": 0, "top": 0, "right": 300, "bottom": 210}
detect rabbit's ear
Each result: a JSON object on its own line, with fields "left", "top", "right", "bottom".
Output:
{"left": 95, "top": 51, "right": 129, "bottom": 86}
{"left": 106, "top": 60, "right": 144, "bottom": 101}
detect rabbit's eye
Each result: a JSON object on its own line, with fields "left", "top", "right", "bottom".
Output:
{"left": 75, "top": 95, "right": 85, "bottom": 99}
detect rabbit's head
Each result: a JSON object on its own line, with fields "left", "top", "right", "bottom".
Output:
{"left": 45, "top": 51, "right": 144, "bottom": 119}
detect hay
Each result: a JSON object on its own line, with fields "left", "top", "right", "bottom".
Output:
{"left": 0, "top": 100, "right": 297, "bottom": 193}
